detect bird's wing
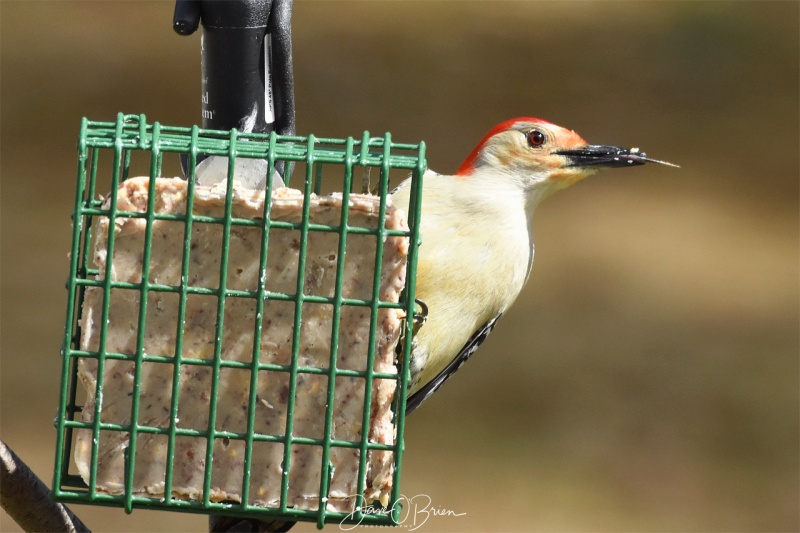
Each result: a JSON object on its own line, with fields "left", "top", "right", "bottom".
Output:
{"left": 405, "top": 314, "right": 503, "bottom": 414}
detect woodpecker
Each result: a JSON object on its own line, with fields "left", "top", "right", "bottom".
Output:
{"left": 390, "top": 117, "right": 676, "bottom": 413}
{"left": 241, "top": 118, "right": 674, "bottom": 533}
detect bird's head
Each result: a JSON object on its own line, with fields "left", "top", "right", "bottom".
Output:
{"left": 455, "top": 117, "right": 676, "bottom": 197}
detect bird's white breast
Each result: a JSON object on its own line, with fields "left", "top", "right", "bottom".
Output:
{"left": 391, "top": 171, "right": 533, "bottom": 391}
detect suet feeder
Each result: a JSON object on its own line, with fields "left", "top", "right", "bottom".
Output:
{"left": 52, "top": 0, "right": 426, "bottom": 529}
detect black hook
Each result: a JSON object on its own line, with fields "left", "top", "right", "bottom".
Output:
{"left": 172, "top": 0, "right": 200, "bottom": 35}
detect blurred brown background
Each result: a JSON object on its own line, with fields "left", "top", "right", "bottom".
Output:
{"left": 1, "top": 1, "right": 797, "bottom": 531}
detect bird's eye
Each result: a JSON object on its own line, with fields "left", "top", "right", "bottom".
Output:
{"left": 527, "top": 130, "right": 546, "bottom": 147}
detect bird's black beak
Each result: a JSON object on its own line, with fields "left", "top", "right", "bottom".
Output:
{"left": 555, "top": 145, "right": 679, "bottom": 168}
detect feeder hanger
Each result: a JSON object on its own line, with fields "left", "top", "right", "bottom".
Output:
{"left": 173, "top": 0, "right": 295, "bottom": 180}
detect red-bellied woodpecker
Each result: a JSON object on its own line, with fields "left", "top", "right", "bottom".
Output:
{"left": 391, "top": 117, "right": 677, "bottom": 413}
{"left": 242, "top": 118, "right": 675, "bottom": 533}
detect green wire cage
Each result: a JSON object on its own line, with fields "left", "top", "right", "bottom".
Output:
{"left": 53, "top": 113, "right": 426, "bottom": 528}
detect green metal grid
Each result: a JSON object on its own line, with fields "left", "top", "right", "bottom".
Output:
{"left": 53, "top": 113, "right": 426, "bottom": 528}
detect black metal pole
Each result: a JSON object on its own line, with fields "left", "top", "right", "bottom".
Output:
{"left": 174, "top": 0, "right": 295, "bottom": 177}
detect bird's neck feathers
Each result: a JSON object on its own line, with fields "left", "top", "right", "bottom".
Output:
{"left": 456, "top": 163, "right": 563, "bottom": 214}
